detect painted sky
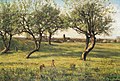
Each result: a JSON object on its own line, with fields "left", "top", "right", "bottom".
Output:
{"left": 111, "top": 0, "right": 120, "bottom": 5}
{"left": 53, "top": 0, "right": 120, "bottom": 39}
{"left": 0, "top": 0, "right": 120, "bottom": 38}
{"left": 108, "top": 0, "right": 120, "bottom": 38}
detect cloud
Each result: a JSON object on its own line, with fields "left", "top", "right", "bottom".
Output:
{"left": 110, "top": 4, "right": 120, "bottom": 38}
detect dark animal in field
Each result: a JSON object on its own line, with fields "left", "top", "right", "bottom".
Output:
{"left": 40, "top": 64, "right": 45, "bottom": 71}
{"left": 51, "top": 59, "right": 55, "bottom": 67}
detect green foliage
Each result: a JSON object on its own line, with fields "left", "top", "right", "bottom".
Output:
{"left": 0, "top": 2, "right": 20, "bottom": 35}
{"left": 0, "top": 2, "right": 21, "bottom": 53}
{"left": 40, "top": 4, "right": 63, "bottom": 34}
{"left": 0, "top": 38, "right": 34, "bottom": 51}
{"left": 0, "top": 0, "right": 119, "bottom": 80}
{"left": 66, "top": 0, "right": 113, "bottom": 36}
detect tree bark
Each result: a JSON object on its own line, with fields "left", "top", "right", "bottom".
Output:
{"left": 26, "top": 38, "right": 38, "bottom": 58}
{"left": 1, "top": 34, "right": 12, "bottom": 54}
{"left": 48, "top": 32, "right": 52, "bottom": 45}
{"left": 26, "top": 33, "right": 42, "bottom": 58}
{"left": 25, "top": 31, "right": 38, "bottom": 58}
{"left": 26, "top": 48, "right": 39, "bottom": 58}
{"left": 82, "top": 35, "right": 96, "bottom": 61}
{"left": 38, "top": 33, "right": 42, "bottom": 49}
{"left": 85, "top": 33, "right": 90, "bottom": 50}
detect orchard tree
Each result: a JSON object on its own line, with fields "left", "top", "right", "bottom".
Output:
{"left": 17, "top": 0, "right": 41, "bottom": 58}
{"left": 65, "top": 0, "right": 113, "bottom": 61}
{"left": 42, "top": 4, "right": 63, "bottom": 45}
{"left": 18, "top": 0, "right": 58, "bottom": 58}
{"left": 0, "top": 2, "right": 20, "bottom": 53}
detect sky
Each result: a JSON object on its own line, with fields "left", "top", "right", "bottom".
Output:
{"left": 53, "top": 0, "right": 120, "bottom": 39}
{"left": 103, "top": 0, "right": 120, "bottom": 38}
{"left": 0, "top": 0, "right": 120, "bottom": 39}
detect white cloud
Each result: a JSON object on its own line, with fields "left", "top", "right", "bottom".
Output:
{"left": 110, "top": 4, "right": 120, "bottom": 38}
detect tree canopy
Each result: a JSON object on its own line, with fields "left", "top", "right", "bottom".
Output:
{"left": 0, "top": 0, "right": 114, "bottom": 60}
{"left": 0, "top": 2, "right": 20, "bottom": 53}
{"left": 64, "top": 0, "right": 113, "bottom": 60}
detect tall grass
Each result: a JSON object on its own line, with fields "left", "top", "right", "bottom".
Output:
{"left": 0, "top": 63, "right": 119, "bottom": 81}
{"left": 0, "top": 38, "right": 120, "bottom": 80}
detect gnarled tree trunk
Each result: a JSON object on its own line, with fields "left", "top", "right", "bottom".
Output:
{"left": 26, "top": 33, "right": 42, "bottom": 58}
{"left": 26, "top": 40, "right": 38, "bottom": 58}
{"left": 26, "top": 48, "right": 39, "bottom": 58}
{"left": 82, "top": 35, "right": 96, "bottom": 61}
{"left": 48, "top": 32, "right": 52, "bottom": 45}
{"left": 85, "top": 33, "right": 90, "bottom": 50}
{"left": 1, "top": 34, "right": 12, "bottom": 54}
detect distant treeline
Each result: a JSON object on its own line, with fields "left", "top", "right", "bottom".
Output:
{"left": 13, "top": 37, "right": 120, "bottom": 43}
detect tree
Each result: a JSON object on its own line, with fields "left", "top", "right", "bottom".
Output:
{"left": 17, "top": 0, "right": 40, "bottom": 58}
{"left": 65, "top": 0, "right": 113, "bottom": 61}
{"left": 17, "top": 0, "right": 56, "bottom": 58}
{"left": 42, "top": 4, "right": 63, "bottom": 45}
{"left": 0, "top": 2, "right": 20, "bottom": 53}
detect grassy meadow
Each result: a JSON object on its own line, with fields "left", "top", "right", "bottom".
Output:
{"left": 0, "top": 39, "right": 120, "bottom": 81}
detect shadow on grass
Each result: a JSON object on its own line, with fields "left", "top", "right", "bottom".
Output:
{"left": 29, "top": 51, "right": 82, "bottom": 59}
{"left": 0, "top": 51, "right": 15, "bottom": 55}
{"left": 89, "top": 50, "right": 120, "bottom": 58}
{"left": 29, "top": 47, "right": 120, "bottom": 59}
{"left": 38, "top": 43, "right": 79, "bottom": 53}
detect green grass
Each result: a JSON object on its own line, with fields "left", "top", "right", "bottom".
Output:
{"left": 0, "top": 40, "right": 120, "bottom": 81}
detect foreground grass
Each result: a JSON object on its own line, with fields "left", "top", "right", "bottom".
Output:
{"left": 0, "top": 42, "right": 120, "bottom": 81}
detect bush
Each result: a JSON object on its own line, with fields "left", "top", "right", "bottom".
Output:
{"left": 0, "top": 38, "right": 34, "bottom": 52}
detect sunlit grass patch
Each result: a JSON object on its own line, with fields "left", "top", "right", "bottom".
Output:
{"left": 0, "top": 42, "right": 120, "bottom": 80}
